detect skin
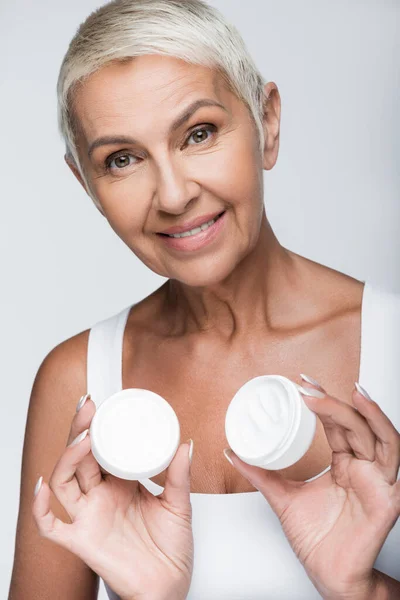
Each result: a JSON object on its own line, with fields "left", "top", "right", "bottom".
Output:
{"left": 67, "top": 54, "right": 365, "bottom": 492}
{"left": 31, "top": 54, "right": 400, "bottom": 599}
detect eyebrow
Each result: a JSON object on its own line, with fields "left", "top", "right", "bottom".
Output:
{"left": 87, "top": 98, "right": 228, "bottom": 159}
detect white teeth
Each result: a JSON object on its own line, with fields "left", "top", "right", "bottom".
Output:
{"left": 190, "top": 226, "right": 202, "bottom": 235}
{"left": 167, "top": 215, "right": 220, "bottom": 238}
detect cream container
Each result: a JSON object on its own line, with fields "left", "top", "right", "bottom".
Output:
{"left": 89, "top": 388, "right": 180, "bottom": 480}
{"left": 225, "top": 375, "right": 317, "bottom": 470}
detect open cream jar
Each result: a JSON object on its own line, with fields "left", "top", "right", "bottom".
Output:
{"left": 225, "top": 375, "right": 317, "bottom": 470}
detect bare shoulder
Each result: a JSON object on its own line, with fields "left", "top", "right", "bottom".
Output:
{"left": 24, "top": 328, "right": 90, "bottom": 446}
{"left": 327, "top": 270, "right": 365, "bottom": 312}
{"left": 32, "top": 328, "right": 89, "bottom": 409}
{"left": 283, "top": 250, "right": 365, "bottom": 328}
{"left": 9, "top": 329, "right": 98, "bottom": 600}
{"left": 298, "top": 252, "right": 365, "bottom": 309}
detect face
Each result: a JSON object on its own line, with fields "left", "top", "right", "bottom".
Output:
{"left": 67, "top": 55, "right": 280, "bottom": 287}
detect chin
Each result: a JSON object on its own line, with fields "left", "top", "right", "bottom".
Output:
{"left": 168, "top": 254, "right": 243, "bottom": 289}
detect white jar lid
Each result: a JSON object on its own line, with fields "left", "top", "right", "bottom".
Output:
{"left": 90, "top": 388, "right": 180, "bottom": 480}
{"left": 225, "top": 375, "right": 316, "bottom": 470}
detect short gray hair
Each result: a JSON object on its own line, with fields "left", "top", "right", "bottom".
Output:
{"left": 57, "top": 0, "right": 267, "bottom": 204}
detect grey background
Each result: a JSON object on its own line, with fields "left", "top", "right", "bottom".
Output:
{"left": 2, "top": 0, "right": 399, "bottom": 597}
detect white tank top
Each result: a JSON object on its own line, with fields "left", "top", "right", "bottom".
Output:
{"left": 87, "top": 280, "right": 400, "bottom": 599}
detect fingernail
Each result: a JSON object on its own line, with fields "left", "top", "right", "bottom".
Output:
{"left": 34, "top": 476, "right": 43, "bottom": 498}
{"left": 355, "top": 382, "right": 373, "bottom": 401}
{"left": 187, "top": 439, "right": 194, "bottom": 464}
{"left": 223, "top": 448, "right": 234, "bottom": 466}
{"left": 297, "top": 385, "right": 326, "bottom": 399}
{"left": 300, "top": 374, "right": 326, "bottom": 393}
{"left": 76, "top": 393, "right": 91, "bottom": 412}
{"left": 68, "top": 428, "right": 89, "bottom": 447}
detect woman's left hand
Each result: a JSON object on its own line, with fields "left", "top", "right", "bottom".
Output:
{"left": 224, "top": 379, "right": 400, "bottom": 600}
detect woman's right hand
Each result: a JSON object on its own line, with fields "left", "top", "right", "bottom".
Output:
{"left": 32, "top": 394, "right": 194, "bottom": 600}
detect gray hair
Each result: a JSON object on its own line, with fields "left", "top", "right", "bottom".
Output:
{"left": 57, "top": 0, "right": 267, "bottom": 206}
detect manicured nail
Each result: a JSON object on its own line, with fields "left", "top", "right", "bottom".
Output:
{"left": 76, "top": 393, "right": 91, "bottom": 412}
{"left": 355, "top": 382, "right": 373, "bottom": 401}
{"left": 297, "top": 385, "right": 326, "bottom": 399}
{"left": 223, "top": 448, "right": 234, "bottom": 466}
{"left": 187, "top": 439, "right": 194, "bottom": 464}
{"left": 300, "top": 374, "right": 326, "bottom": 393}
{"left": 34, "top": 476, "right": 43, "bottom": 498}
{"left": 68, "top": 428, "right": 89, "bottom": 447}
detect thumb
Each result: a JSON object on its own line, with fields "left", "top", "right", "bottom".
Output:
{"left": 161, "top": 439, "right": 193, "bottom": 513}
{"left": 224, "top": 448, "right": 301, "bottom": 518}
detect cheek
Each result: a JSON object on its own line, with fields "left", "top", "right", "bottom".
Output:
{"left": 197, "top": 135, "right": 262, "bottom": 213}
{"left": 94, "top": 183, "right": 149, "bottom": 237}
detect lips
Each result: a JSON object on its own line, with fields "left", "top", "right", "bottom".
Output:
{"left": 157, "top": 210, "right": 225, "bottom": 235}
{"left": 157, "top": 208, "right": 227, "bottom": 252}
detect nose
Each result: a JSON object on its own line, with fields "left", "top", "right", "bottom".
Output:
{"left": 153, "top": 154, "right": 200, "bottom": 215}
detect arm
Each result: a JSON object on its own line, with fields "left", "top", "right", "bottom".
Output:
{"left": 369, "top": 569, "right": 400, "bottom": 600}
{"left": 8, "top": 331, "right": 99, "bottom": 600}
{"left": 322, "top": 569, "right": 400, "bottom": 600}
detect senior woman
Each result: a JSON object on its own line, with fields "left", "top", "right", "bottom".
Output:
{"left": 9, "top": 0, "right": 400, "bottom": 599}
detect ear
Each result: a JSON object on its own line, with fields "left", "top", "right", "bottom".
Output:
{"left": 261, "top": 82, "right": 281, "bottom": 171}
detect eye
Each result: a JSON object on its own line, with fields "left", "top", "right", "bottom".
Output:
{"left": 105, "top": 152, "right": 136, "bottom": 172}
{"left": 185, "top": 124, "right": 217, "bottom": 146}
{"left": 103, "top": 124, "right": 217, "bottom": 174}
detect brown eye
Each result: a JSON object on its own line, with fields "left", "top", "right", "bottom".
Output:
{"left": 186, "top": 124, "right": 216, "bottom": 146}
{"left": 105, "top": 152, "right": 136, "bottom": 172}
{"left": 114, "top": 155, "right": 131, "bottom": 168}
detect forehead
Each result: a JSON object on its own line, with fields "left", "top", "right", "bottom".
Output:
{"left": 71, "top": 55, "right": 234, "bottom": 145}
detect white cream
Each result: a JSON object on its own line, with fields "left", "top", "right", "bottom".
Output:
{"left": 90, "top": 389, "right": 180, "bottom": 480}
{"left": 225, "top": 375, "right": 316, "bottom": 470}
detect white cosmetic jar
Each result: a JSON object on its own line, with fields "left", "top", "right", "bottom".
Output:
{"left": 225, "top": 375, "right": 317, "bottom": 470}
{"left": 89, "top": 388, "right": 180, "bottom": 480}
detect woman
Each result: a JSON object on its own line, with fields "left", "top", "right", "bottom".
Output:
{"left": 9, "top": 0, "right": 400, "bottom": 598}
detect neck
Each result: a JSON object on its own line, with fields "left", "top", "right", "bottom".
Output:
{"left": 163, "top": 213, "right": 306, "bottom": 340}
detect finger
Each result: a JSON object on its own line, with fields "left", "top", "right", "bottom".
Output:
{"left": 299, "top": 383, "right": 356, "bottom": 454}
{"left": 223, "top": 448, "right": 301, "bottom": 520}
{"left": 299, "top": 387, "right": 376, "bottom": 461}
{"left": 352, "top": 386, "right": 400, "bottom": 482}
{"left": 160, "top": 440, "right": 192, "bottom": 517}
{"left": 67, "top": 393, "right": 92, "bottom": 444}
{"left": 32, "top": 478, "right": 74, "bottom": 552}
{"left": 49, "top": 429, "right": 91, "bottom": 520}
{"left": 297, "top": 384, "right": 356, "bottom": 454}
{"left": 68, "top": 394, "right": 103, "bottom": 493}
{"left": 299, "top": 374, "right": 327, "bottom": 394}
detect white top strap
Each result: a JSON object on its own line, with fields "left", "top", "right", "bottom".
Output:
{"left": 87, "top": 304, "right": 132, "bottom": 408}
{"left": 360, "top": 281, "right": 400, "bottom": 430}
{"left": 86, "top": 301, "right": 160, "bottom": 494}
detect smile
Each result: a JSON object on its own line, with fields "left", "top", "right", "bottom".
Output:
{"left": 156, "top": 210, "right": 227, "bottom": 252}
{"left": 162, "top": 212, "right": 225, "bottom": 238}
